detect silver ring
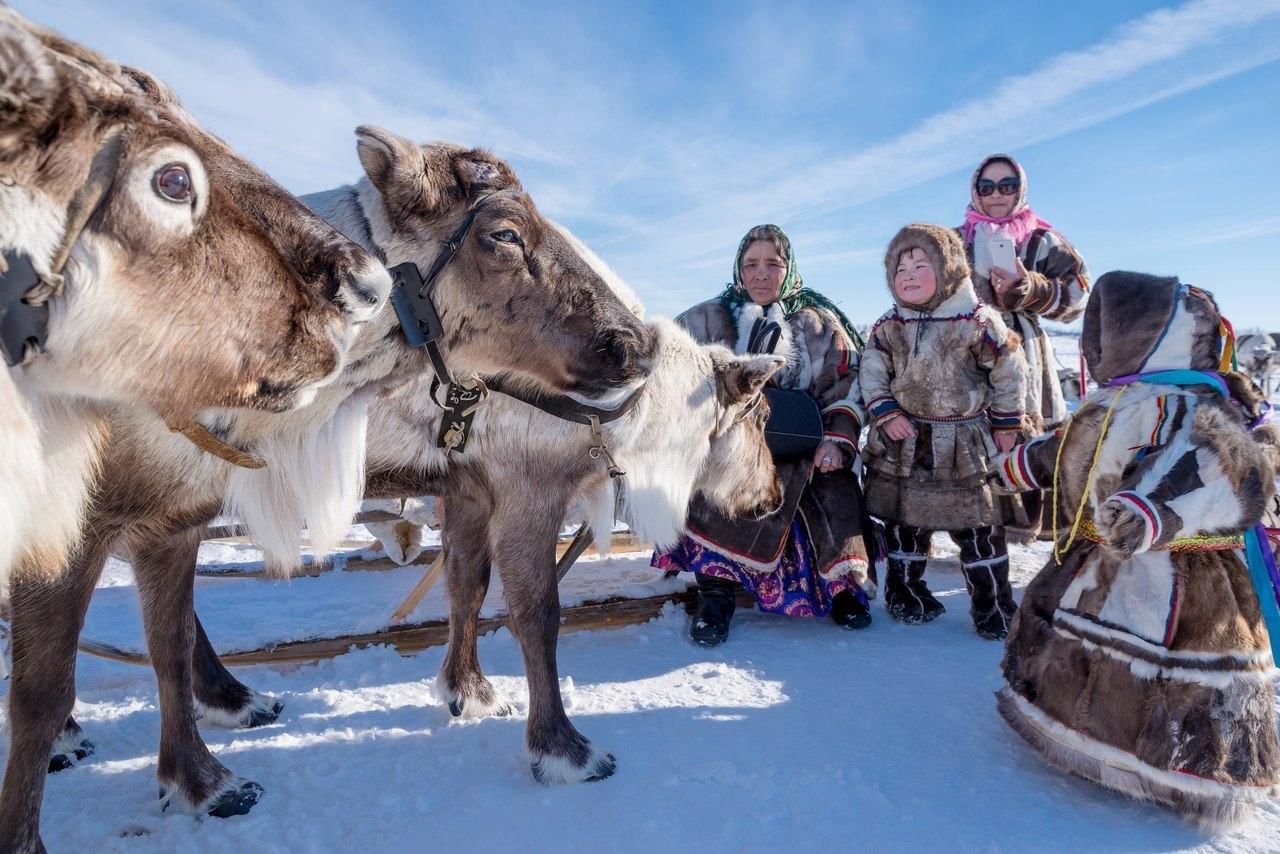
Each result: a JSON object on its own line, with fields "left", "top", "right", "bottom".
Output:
{"left": 822, "top": 456, "right": 832, "bottom": 464}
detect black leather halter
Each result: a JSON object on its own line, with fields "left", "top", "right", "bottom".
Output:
{"left": 387, "top": 196, "right": 643, "bottom": 476}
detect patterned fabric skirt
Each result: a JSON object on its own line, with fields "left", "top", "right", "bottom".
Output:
{"left": 651, "top": 520, "right": 867, "bottom": 618}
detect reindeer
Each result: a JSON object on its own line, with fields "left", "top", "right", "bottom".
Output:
{"left": 1237, "top": 332, "right": 1280, "bottom": 397}
{"left": 362, "top": 321, "right": 783, "bottom": 784}
{"left": 0, "top": 9, "right": 391, "bottom": 595}
{"left": 0, "top": 125, "right": 660, "bottom": 850}
{"left": 75, "top": 318, "right": 781, "bottom": 798}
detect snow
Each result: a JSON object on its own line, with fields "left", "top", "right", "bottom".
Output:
{"left": 6, "top": 532, "right": 1280, "bottom": 852}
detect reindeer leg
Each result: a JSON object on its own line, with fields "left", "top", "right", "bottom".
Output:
{"left": 491, "top": 494, "right": 615, "bottom": 785}
{"left": 190, "top": 611, "right": 283, "bottom": 729}
{"left": 435, "top": 490, "right": 512, "bottom": 719}
{"left": 0, "top": 536, "right": 108, "bottom": 853}
{"left": 133, "top": 529, "right": 262, "bottom": 819}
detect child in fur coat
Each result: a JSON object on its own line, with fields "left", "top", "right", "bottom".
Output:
{"left": 859, "top": 223, "right": 1029, "bottom": 639}
{"left": 995, "top": 272, "right": 1279, "bottom": 829}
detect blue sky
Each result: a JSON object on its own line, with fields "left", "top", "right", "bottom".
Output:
{"left": 23, "top": 0, "right": 1280, "bottom": 327}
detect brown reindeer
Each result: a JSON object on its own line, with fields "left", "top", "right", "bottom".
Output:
{"left": 1, "top": 127, "right": 657, "bottom": 851}
{"left": 360, "top": 319, "right": 784, "bottom": 784}
{"left": 0, "top": 9, "right": 391, "bottom": 590}
{"left": 82, "top": 318, "right": 782, "bottom": 795}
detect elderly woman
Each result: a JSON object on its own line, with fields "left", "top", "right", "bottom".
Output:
{"left": 651, "top": 224, "right": 874, "bottom": 645}
{"left": 961, "top": 153, "right": 1089, "bottom": 531}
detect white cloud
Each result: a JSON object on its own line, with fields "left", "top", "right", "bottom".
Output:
{"left": 1190, "top": 216, "right": 1280, "bottom": 246}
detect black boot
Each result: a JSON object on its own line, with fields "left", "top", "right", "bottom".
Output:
{"left": 830, "top": 589, "right": 872, "bottom": 629}
{"left": 883, "top": 557, "right": 945, "bottom": 624}
{"left": 962, "top": 558, "right": 1017, "bottom": 640}
{"left": 690, "top": 572, "right": 737, "bottom": 646}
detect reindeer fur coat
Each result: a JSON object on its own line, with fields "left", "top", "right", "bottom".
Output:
{"left": 995, "top": 272, "right": 1279, "bottom": 829}
{"left": 860, "top": 223, "right": 1029, "bottom": 531}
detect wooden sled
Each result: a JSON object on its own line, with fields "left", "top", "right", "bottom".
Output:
{"left": 195, "top": 518, "right": 641, "bottom": 578}
{"left": 76, "top": 586, "right": 753, "bottom": 668}
{"left": 78, "top": 525, "right": 681, "bottom": 668}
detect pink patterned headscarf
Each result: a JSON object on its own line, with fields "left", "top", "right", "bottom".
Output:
{"left": 960, "top": 153, "right": 1052, "bottom": 248}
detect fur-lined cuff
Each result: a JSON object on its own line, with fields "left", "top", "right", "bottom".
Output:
{"left": 822, "top": 408, "right": 861, "bottom": 444}
{"left": 998, "top": 444, "right": 1040, "bottom": 492}
{"left": 868, "top": 396, "right": 902, "bottom": 424}
{"left": 988, "top": 409, "right": 1024, "bottom": 431}
{"left": 1015, "top": 270, "right": 1056, "bottom": 314}
{"left": 823, "top": 432, "right": 858, "bottom": 452}
{"left": 1108, "top": 491, "right": 1164, "bottom": 553}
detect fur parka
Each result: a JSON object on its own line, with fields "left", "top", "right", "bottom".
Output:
{"left": 995, "top": 272, "right": 1279, "bottom": 829}
{"left": 860, "top": 224, "right": 1029, "bottom": 531}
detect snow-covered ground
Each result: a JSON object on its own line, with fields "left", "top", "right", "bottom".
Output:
{"left": 6, "top": 527, "right": 1280, "bottom": 853}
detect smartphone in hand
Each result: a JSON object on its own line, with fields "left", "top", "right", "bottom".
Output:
{"left": 989, "top": 238, "right": 1018, "bottom": 277}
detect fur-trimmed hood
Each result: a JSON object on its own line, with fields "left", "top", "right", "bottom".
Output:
{"left": 884, "top": 223, "right": 972, "bottom": 313}
{"left": 1082, "top": 272, "right": 1223, "bottom": 384}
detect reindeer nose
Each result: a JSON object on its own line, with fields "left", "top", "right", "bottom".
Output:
{"left": 333, "top": 256, "right": 392, "bottom": 325}
{"left": 604, "top": 324, "right": 656, "bottom": 377}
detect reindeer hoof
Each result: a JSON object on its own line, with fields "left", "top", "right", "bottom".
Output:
{"left": 585, "top": 754, "right": 618, "bottom": 782}
{"left": 531, "top": 749, "right": 617, "bottom": 785}
{"left": 240, "top": 699, "right": 285, "bottom": 729}
{"left": 160, "top": 777, "right": 264, "bottom": 818}
{"left": 195, "top": 691, "right": 284, "bottom": 730}
{"left": 207, "top": 781, "right": 264, "bottom": 818}
{"left": 48, "top": 727, "right": 95, "bottom": 774}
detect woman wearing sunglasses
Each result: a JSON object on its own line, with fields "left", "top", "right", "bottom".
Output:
{"left": 960, "top": 153, "right": 1089, "bottom": 535}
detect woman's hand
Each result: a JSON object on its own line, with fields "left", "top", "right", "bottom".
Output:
{"left": 880, "top": 413, "right": 916, "bottom": 442}
{"left": 813, "top": 440, "right": 845, "bottom": 473}
{"left": 994, "top": 431, "right": 1017, "bottom": 453}
{"left": 990, "top": 258, "right": 1029, "bottom": 306}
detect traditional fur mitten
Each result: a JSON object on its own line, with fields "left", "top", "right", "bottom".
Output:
{"left": 1094, "top": 492, "right": 1160, "bottom": 557}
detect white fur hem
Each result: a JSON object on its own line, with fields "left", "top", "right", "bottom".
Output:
{"left": 998, "top": 688, "right": 1277, "bottom": 829}
{"left": 683, "top": 526, "right": 782, "bottom": 573}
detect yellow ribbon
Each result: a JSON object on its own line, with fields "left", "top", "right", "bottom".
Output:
{"left": 1052, "top": 385, "right": 1128, "bottom": 564}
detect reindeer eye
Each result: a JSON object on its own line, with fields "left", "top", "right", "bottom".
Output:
{"left": 153, "top": 163, "right": 193, "bottom": 203}
{"left": 490, "top": 229, "right": 521, "bottom": 245}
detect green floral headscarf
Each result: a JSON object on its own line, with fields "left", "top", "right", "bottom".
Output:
{"left": 715, "top": 224, "right": 864, "bottom": 351}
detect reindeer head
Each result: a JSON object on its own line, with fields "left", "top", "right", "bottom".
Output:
{"left": 695, "top": 348, "right": 786, "bottom": 519}
{"left": 0, "top": 10, "right": 391, "bottom": 414}
{"left": 353, "top": 126, "right": 655, "bottom": 398}
{"left": 605, "top": 321, "right": 783, "bottom": 547}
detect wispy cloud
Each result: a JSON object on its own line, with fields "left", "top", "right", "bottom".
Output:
{"left": 1191, "top": 216, "right": 1280, "bottom": 246}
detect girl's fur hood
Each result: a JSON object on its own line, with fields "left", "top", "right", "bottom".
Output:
{"left": 883, "top": 223, "right": 972, "bottom": 313}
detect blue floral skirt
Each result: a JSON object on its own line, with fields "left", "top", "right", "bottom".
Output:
{"left": 651, "top": 520, "right": 868, "bottom": 618}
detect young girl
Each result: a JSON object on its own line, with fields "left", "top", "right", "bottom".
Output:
{"left": 859, "top": 224, "right": 1028, "bottom": 639}
{"left": 995, "top": 272, "right": 1279, "bottom": 828}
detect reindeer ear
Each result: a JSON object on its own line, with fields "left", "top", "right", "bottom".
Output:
{"left": 0, "top": 16, "right": 59, "bottom": 155}
{"left": 713, "top": 352, "right": 783, "bottom": 406}
{"left": 355, "top": 124, "right": 436, "bottom": 218}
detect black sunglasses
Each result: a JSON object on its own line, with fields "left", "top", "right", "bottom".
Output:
{"left": 976, "top": 177, "right": 1021, "bottom": 197}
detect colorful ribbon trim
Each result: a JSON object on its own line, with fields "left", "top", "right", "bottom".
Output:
{"left": 1078, "top": 519, "right": 1242, "bottom": 552}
